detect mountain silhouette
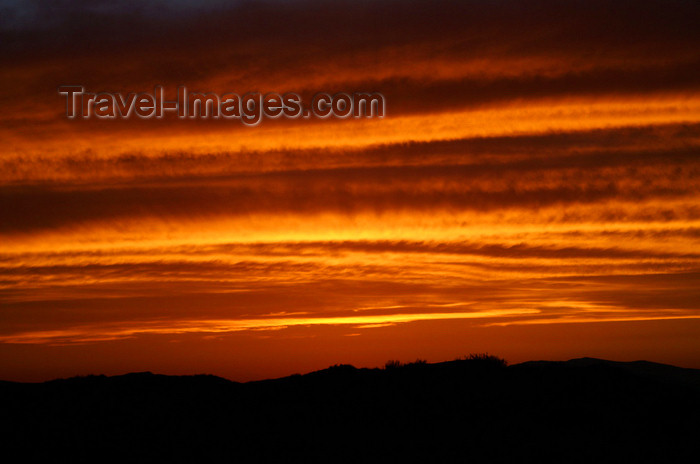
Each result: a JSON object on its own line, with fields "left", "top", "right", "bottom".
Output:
{"left": 2, "top": 356, "right": 699, "bottom": 462}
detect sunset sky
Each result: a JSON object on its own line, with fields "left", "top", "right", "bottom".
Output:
{"left": 1, "top": 0, "right": 700, "bottom": 382}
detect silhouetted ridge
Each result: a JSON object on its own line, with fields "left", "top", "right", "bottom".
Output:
{"left": 2, "top": 356, "right": 699, "bottom": 462}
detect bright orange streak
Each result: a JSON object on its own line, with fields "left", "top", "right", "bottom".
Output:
{"left": 3, "top": 94, "right": 700, "bottom": 163}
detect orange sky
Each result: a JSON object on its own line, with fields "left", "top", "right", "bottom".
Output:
{"left": 1, "top": 0, "right": 700, "bottom": 382}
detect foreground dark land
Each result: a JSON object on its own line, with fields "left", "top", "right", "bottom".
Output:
{"left": 2, "top": 356, "right": 700, "bottom": 462}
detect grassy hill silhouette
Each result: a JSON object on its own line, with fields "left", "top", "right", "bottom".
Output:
{"left": 2, "top": 355, "right": 699, "bottom": 462}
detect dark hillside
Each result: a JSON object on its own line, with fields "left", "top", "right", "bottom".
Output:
{"left": 2, "top": 356, "right": 699, "bottom": 462}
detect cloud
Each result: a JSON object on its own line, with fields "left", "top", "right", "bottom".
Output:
{"left": 2, "top": 0, "right": 700, "bottom": 373}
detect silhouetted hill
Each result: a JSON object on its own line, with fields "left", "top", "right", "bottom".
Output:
{"left": 2, "top": 356, "right": 699, "bottom": 462}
